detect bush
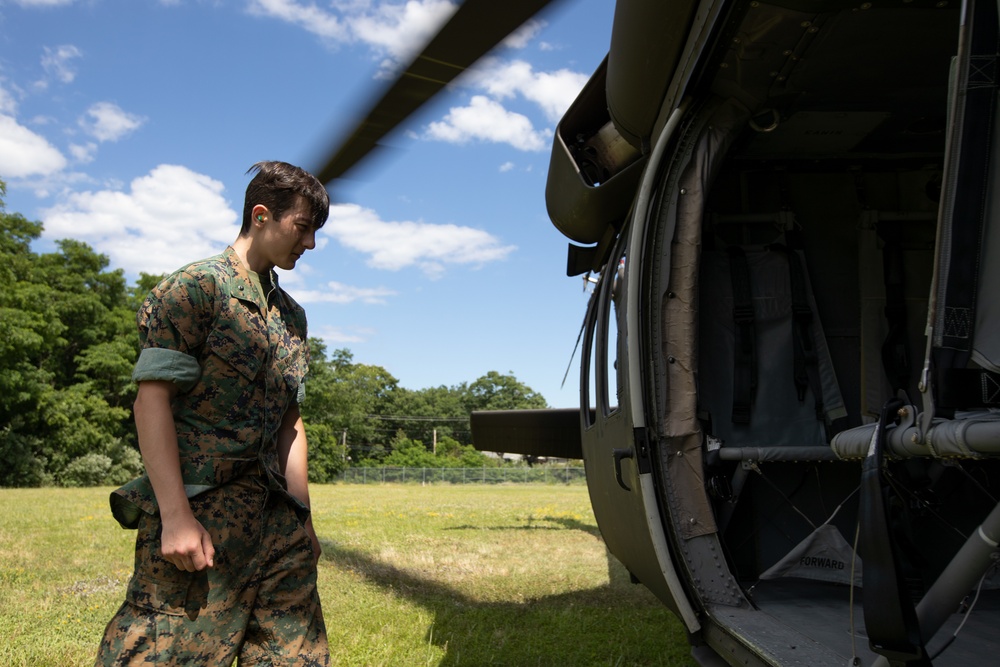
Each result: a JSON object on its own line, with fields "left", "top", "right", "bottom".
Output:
{"left": 61, "top": 453, "right": 113, "bottom": 487}
{"left": 0, "top": 427, "right": 50, "bottom": 487}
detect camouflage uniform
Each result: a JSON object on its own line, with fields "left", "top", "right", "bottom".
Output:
{"left": 97, "top": 246, "right": 329, "bottom": 666}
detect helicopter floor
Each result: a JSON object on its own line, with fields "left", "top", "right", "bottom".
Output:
{"left": 744, "top": 578, "right": 1000, "bottom": 666}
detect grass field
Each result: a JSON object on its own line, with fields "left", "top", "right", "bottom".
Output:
{"left": 0, "top": 483, "right": 694, "bottom": 666}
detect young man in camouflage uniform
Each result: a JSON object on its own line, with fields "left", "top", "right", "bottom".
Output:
{"left": 96, "top": 161, "right": 331, "bottom": 666}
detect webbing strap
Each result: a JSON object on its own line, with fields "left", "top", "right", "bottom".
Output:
{"left": 728, "top": 247, "right": 756, "bottom": 424}
{"left": 772, "top": 244, "right": 825, "bottom": 420}
{"left": 859, "top": 397, "right": 932, "bottom": 666}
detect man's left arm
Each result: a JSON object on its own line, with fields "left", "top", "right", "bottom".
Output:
{"left": 277, "top": 403, "right": 321, "bottom": 562}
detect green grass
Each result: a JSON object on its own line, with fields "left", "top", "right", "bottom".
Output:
{"left": 0, "top": 484, "right": 694, "bottom": 666}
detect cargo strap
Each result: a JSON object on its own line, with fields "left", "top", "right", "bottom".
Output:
{"left": 771, "top": 244, "right": 825, "bottom": 421}
{"left": 859, "top": 397, "right": 932, "bottom": 666}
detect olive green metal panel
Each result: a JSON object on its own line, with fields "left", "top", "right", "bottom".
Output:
{"left": 470, "top": 408, "right": 585, "bottom": 459}
{"left": 606, "top": 0, "right": 698, "bottom": 149}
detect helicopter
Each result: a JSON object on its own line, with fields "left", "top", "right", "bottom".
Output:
{"left": 313, "top": 0, "right": 1000, "bottom": 665}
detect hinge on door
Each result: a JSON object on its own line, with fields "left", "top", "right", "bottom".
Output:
{"left": 633, "top": 426, "right": 653, "bottom": 474}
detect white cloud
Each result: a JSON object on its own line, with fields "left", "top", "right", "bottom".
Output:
{"left": 471, "top": 59, "right": 588, "bottom": 121}
{"left": 248, "top": 0, "right": 456, "bottom": 66}
{"left": 349, "top": 0, "right": 456, "bottom": 65}
{"left": 0, "top": 114, "right": 67, "bottom": 178}
{"left": 293, "top": 280, "right": 397, "bottom": 305}
{"left": 13, "top": 0, "right": 75, "bottom": 6}
{"left": 68, "top": 142, "right": 98, "bottom": 163}
{"left": 324, "top": 202, "right": 515, "bottom": 277}
{"left": 311, "top": 323, "right": 374, "bottom": 345}
{"left": 503, "top": 19, "right": 546, "bottom": 49}
{"left": 80, "top": 102, "right": 146, "bottom": 142}
{"left": 41, "top": 45, "right": 83, "bottom": 84}
{"left": 499, "top": 161, "right": 514, "bottom": 173}
{"left": 242, "top": 0, "right": 586, "bottom": 143}
{"left": 424, "top": 95, "right": 548, "bottom": 151}
{"left": 0, "top": 83, "right": 18, "bottom": 115}
{"left": 40, "top": 164, "right": 239, "bottom": 275}
{"left": 247, "top": 0, "right": 349, "bottom": 40}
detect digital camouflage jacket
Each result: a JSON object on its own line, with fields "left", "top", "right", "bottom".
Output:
{"left": 110, "top": 246, "right": 309, "bottom": 528}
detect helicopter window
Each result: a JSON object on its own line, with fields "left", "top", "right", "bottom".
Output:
{"left": 582, "top": 283, "right": 598, "bottom": 429}
{"left": 603, "top": 254, "right": 625, "bottom": 416}
{"left": 581, "top": 249, "right": 623, "bottom": 425}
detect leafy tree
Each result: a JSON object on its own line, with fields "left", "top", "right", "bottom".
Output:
{"left": 381, "top": 385, "right": 469, "bottom": 447}
{"left": 0, "top": 184, "right": 141, "bottom": 487}
{"left": 433, "top": 435, "right": 491, "bottom": 467}
{"left": 300, "top": 341, "right": 397, "bottom": 475}
{"left": 381, "top": 431, "right": 439, "bottom": 468}
{"left": 464, "top": 370, "right": 549, "bottom": 412}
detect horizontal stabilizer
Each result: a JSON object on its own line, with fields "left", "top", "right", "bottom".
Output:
{"left": 471, "top": 408, "right": 584, "bottom": 460}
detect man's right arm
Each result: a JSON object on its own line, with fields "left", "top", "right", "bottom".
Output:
{"left": 134, "top": 380, "right": 215, "bottom": 572}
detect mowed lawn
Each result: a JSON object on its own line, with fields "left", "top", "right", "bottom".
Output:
{"left": 0, "top": 483, "right": 694, "bottom": 666}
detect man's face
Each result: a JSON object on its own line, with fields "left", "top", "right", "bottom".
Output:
{"left": 259, "top": 197, "right": 317, "bottom": 271}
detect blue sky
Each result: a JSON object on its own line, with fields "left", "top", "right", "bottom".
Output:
{"left": 0, "top": 0, "right": 616, "bottom": 408}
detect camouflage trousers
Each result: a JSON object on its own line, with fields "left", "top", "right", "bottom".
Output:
{"left": 95, "top": 476, "right": 328, "bottom": 666}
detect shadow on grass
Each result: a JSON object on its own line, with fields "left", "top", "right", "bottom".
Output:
{"left": 443, "top": 515, "right": 603, "bottom": 538}
{"left": 319, "top": 518, "right": 693, "bottom": 667}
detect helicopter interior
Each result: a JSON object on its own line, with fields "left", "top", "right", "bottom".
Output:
{"left": 646, "top": 0, "right": 1000, "bottom": 662}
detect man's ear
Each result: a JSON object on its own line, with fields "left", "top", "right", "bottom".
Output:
{"left": 251, "top": 204, "right": 270, "bottom": 225}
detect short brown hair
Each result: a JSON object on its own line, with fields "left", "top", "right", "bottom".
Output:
{"left": 241, "top": 161, "right": 330, "bottom": 234}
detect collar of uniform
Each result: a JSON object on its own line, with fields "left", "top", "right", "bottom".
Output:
{"left": 219, "top": 245, "right": 269, "bottom": 310}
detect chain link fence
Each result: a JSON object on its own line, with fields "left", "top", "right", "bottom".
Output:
{"left": 338, "top": 466, "right": 587, "bottom": 485}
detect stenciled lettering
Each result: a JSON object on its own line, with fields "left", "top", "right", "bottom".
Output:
{"left": 799, "top": 556, "right": 846, "bottom": 570}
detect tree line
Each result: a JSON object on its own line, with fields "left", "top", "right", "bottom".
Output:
{"left": 0, "top": 183, "right": 549, "bottom": 488}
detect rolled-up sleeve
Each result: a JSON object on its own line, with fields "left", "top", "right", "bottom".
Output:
{"left": 133, "top": 268, "right": 214, "bottom": 393}
{"left": 132, "top": 347, "right": 202, "bottom": 392}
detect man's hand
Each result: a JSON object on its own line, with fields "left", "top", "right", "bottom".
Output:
{"left": 160, "top": 510, "right": 216, "bottom": 572}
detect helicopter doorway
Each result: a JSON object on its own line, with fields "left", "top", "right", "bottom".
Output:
{"left": 580, "top": 220, "right": 700, "bottom": 635}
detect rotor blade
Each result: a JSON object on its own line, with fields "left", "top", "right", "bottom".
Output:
{"left": 315, "top": 0, "right": 562, "bottom": 185}
{"left": 561, "top": 303, "right": 589, "bottom": 389}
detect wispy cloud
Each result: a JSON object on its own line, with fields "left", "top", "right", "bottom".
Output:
{"left": 13, "top": 0, "right": 76, "bottom": 7}
{"left": 293, "top": 281, "right": 397, "bottom": 305}
{"left": 0, "top": 82, "right": 19, "bottom": 115}
{"left": 80, "top": 102, "right": 146, "bottom": 142}
{"left": 40, "top": 45, "right": 83, "bottom": 85}
{"left": 246, "top": 0, "right": 349, "bottom": 40}
{"left": 310, "top": 323, "right": 376, "bottom": 345}
{"left": 502, "top": 18, "right": 546, "bottom": 49}
{"left": 324, "top": 202, "right": 516, "bottom": 278}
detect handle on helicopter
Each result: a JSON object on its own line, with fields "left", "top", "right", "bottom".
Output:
{"left": 612, "top": 447, "right": 634, "bottom": 491}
